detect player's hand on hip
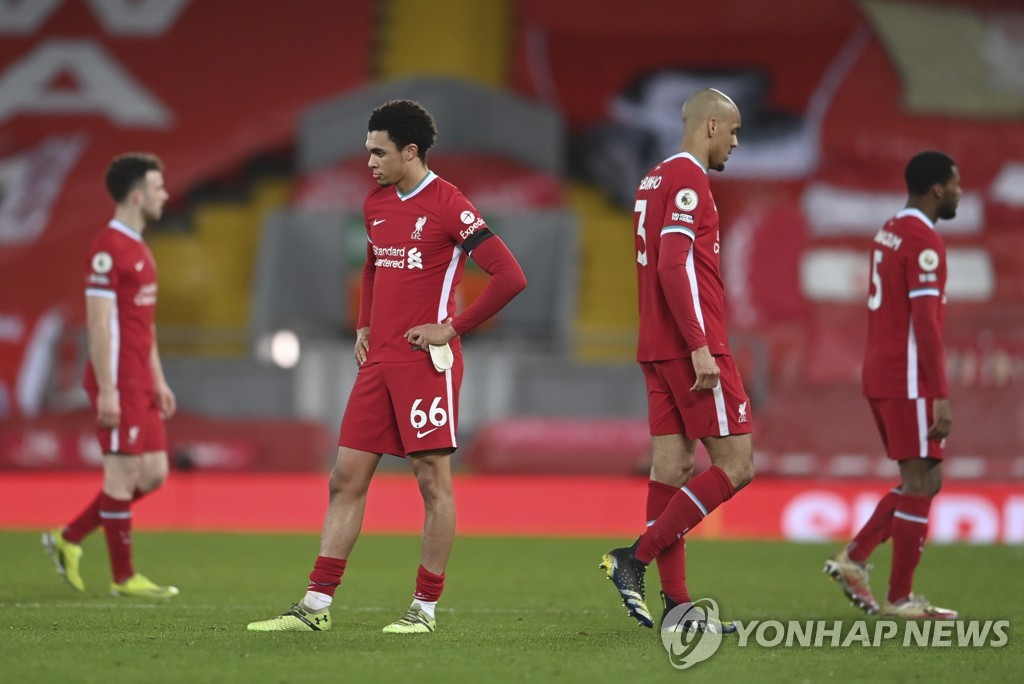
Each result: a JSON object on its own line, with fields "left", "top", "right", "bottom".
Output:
{"left": 156, "top": 383, "right": 176, "bottom": 420}
{"left": 97, "top": 388, "right": 121, "bottom": 428}
{"left": 354, "top": 327, "right": 370, "bottom": 366}
{"left": 405, "top": 318, "right": 457, "bottom": 352}
{"left": 689, "top": 345, "right": 720, "bottom": 391}
{"left": 928, "top": 398, "right": 952, "bottom": 440}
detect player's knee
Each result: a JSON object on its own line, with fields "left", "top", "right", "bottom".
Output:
{"left": 899, "top": 465, "right": 942, "bottom": 498}
{"left": 901, "top": 482, "right": 937, "bottom": 499}
{"left": 908, "top": 476, "right": 941, "bottom": 499}
{"left": 417, "top": 477, "right": 452, "bottom": 505}
{"left": 738, "top": 460, "right": 755, "bottom": 489}
{"left": 710, "top": 449, "right": 754, "bottom": 490}
{"left": 327, "top": 468, "right": 353, "bottom": 500}
{"left": 912, "top": 477, "right": 941, "bottom": 499}
{"left": 415, "top": 471, "right": 453, "bottom": 507}
{"left": 327, "top": 465, "right": 369, "bottom": 500}
{"left": 727, "top": 457, "right": 755, "bottom": 491}
{"left": 650, "top": 462, "right": 692, "bottom": 488}
{"left": 132, "top": 452, "right": 168, "bottom": 493}
{"left": 138, "top": 471, "right": 167, "bottom": 493}
{"left": 327, "top": 471, "right": 341, "bottom": 499}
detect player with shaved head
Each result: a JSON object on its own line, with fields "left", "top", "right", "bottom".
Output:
{"left": 681, "top": 89, "right": 739, "bottom": 171}
{"left": 600, "top": 88, "right": 753, "bottom": 632}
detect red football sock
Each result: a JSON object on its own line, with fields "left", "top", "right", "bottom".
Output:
{"left": 848, "top": 486, "right": 901, "bottom": 563}
{"left": 99, "top": 493, "right": 133, "bottom": 583}
{"left": 414, "top": 565, "right": 445, "bottom": 603}
{"left": 65, "top": 487, "right": 151, "bottom": 545}
{"left": 636, "top": 466, "right": 734, "bottom": 564}
{"left": 307, "top": 556, "right": 347, "bottom": 597}
{"left": 647, "top": 480, "right": 689, "bottom": 603}
{"left": 63, "top": 492, "right": 103, "bottom": 544}
{"left": 887, "top": 494, "right": 932, "bottom": 604}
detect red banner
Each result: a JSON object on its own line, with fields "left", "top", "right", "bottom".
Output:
{"left": 2, "top": 472, "right": 1021, "bottom": 543}
{"left": 0, "top": 0, "right": 372, "bottom": 417}
{"left": 0, "top": 410, "right": 333, "bottom": 472}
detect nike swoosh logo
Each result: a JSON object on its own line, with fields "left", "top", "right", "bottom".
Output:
{"left": 416, "top": 427, "right": 439, "bottom": 438}
{"left": 372, "top": 219, "right": 386, "bottom": 226}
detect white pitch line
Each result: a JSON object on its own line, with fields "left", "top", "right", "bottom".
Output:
{"left": 1, "top": 602, "right": 601, "bottom": 615}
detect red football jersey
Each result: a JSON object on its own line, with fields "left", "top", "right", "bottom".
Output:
{"left": 862, "top": 208, "right": 948, "bottom": 399}
{"left": 83, "top": 220, "right": 158, "bottom": 393}
{"left": 635, "top": 152, "right": 731, "bottom": 362}
{"left": 360, "top": 171, "right": 487, "bottom": 363}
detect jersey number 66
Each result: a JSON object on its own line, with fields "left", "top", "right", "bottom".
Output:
{"left": 410, "top": 397, "right": 448, "bottom": 429}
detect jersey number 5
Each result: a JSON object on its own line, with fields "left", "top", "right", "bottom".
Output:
{"left": 867, "top": 249, "right": 883, "bottom": 311}
{"left": 635, "top": 199, "right": 648, "bottom": 266}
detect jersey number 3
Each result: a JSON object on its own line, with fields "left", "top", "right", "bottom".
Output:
{"left": 867, "top": 249, "right": 883, "bottom": 311}
{"left": 635, "top": 199, "right": 648, "bottom": 266}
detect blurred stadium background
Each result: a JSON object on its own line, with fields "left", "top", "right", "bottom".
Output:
{"left": 1, "top": 0, "right": 1022, "bottom": 544}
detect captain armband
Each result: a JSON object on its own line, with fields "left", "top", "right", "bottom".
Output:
{"left": 461, "top": 228, "right": 495, "bottom": 254}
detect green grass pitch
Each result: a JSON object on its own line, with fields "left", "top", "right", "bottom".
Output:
{"left": 1, "top": 532, "right": 1020, "bottom": 683}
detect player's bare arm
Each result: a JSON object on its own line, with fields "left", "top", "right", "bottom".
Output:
{"left": 689, "top": 344, "right": 721, "bottom": 391}
{"left": 86, "top": 294, "right": 120, "bottom": 428}
{"left": 405, "top": 318, "right": 457, "bottom": 352}
{"left": 928, "top": 397, "right": 952, "bottom": 440}
{"left": 149, "top": 326, "right": 176, "bottom": 420}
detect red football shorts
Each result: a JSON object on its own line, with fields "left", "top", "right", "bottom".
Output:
{"left": 89, "top": 388, "right": 167, "bottom": 455}
{"left": 868, "top": 397, "right": 945, "bottom": 461}
{"left": 641, "top": 355, "right": 752, "bottom": 440}
{"left": 339, "top": 356, "right": 463, "bottom": 457}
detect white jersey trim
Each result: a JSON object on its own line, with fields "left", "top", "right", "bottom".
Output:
{"left": 109, "top": 298, "right": 120, "bottom": 391}
{"left": 908, "top": 288, "right": 940, "bottom": 298}
{"left": 661, "top": 151, "right": 708, "bottom": 175}
{"left": 437, "top": 245, "right": 462, "bottom": 323}
{"left": 681, "top": 486, "right": 708, "bottom": 517}
{"left": 915, "top": 398, "right": 928, "bottom": 457}
{"left": 685, "top": 246, "right": 707, "bottom": 334}
{"left": 712, "top": 382, "right": 730, "bottom": 436}
{"left": 438, "top": 243, "right": 461, "bottom": 449}
{"left": 445, "top": 367, "right": 457, "bottom": 447}
{"left": 894, "top": 509, "right": 928, "bottom": 524}
{"left": 108, "top": 219, "right": 143, "bottom": 241}
{"left": 86, "top": 288, "right": 116, "bottom": 299}
{"left": 894, "top": 208, "right": 935, "bottom": 231}
{"left": 906, "top": 320, "right": 918, "bottom": 399}
{"left": 662, "top": 226, "right": 696, "bottom": 241}
{"left": 398, "top": 170, "right": 437, "bottom": 202}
